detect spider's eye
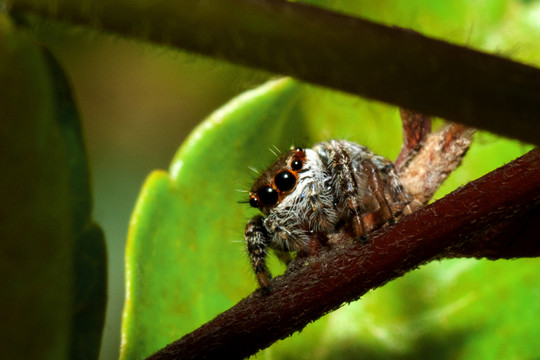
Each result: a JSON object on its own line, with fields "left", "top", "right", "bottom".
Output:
{"left": 249, "top": 197, "right": 259, "bottom": 208}
{"left": 274, "top": 170, "right": 296, "bottom": 192}
{"left": 291, "top": 159, "right": 303, "bottom": 171}
{"left": 257, "top": 186, "right": 278, "bottom": 207}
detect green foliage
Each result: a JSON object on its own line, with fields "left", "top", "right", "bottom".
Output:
{"left": 0, "top": 14, "right": 106, "bottom": 360}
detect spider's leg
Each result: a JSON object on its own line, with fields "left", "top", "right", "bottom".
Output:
{"left": 359, "top": 159, "right": 404, "bottom": 232}
{"left": 361, "top": 159, "right": 394, "bottom": 222}
{"left": 330, "top": 145, "right": 368, "bottom": 239}
{"left": 377, "top": 161, "right": 414, "bottom": 216}
{"left": 244, "top": 215, "right": 272, "bottom": 291}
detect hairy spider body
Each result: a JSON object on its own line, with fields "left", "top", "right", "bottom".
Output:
{"left": 245, "top": 140, "right": 412, "bottom": 290}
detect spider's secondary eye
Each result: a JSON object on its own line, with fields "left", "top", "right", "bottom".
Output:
{"left": 291, "top": 159, "right": 303, "bottom": 171}
{"left": 258, "top": 186, "right": 278, "bottom": 206}
{"left": 274, "top": 171, "right": 296, "bottom": 192}
{"left": 249, "top": 197, "right": 259, "bottom": 208}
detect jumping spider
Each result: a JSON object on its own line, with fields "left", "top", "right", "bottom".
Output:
{"left": 244, "top": 140, "right": 413, "bottom": 291}
{"left": 243, "top": 110, "right": 474, "bottom": 292}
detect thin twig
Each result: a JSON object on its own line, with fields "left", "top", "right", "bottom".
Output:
{"left": 149, "top": 149, "right": 539, "bottom": 359}
{"left": 394, "top": 109, "right": 431, "bottom": 173}
{"left": 400, "top": 122, "right": 476, "bottom": 209}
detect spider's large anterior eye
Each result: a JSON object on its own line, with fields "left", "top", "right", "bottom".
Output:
{"left": 258, "top": 186, "right": 278, "bottom": 207}
{"left": 274, "top": 170, "right": 296, "bottom": 192}
{"left": 249, "top": 197, "right": 259, "bottom": 208}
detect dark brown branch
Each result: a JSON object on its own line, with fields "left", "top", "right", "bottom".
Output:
{"left": 11, "top": 0, "right": 540, "bottom": 145}
{"left": 149, "top": 149, "right": 540, "bottom": 359}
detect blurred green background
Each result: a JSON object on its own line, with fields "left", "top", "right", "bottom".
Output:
{"left": 25, "top": 0, "right": 540, "bottom": 358}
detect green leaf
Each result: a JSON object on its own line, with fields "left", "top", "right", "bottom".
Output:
{"left": 121, "top": 78, "right": 306, "bottom": 359}
{"left": 43, "top": 47, "right": 107, "bottom": 360}
{"left": 0, "top": 14, "right": 106, "bottom": 360}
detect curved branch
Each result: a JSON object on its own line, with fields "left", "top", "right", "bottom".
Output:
{"left": 149, "top": 149, "right": 540, "bottom": 359}
{"left": 11, "top": 0, "right": 540, "bottom": 145}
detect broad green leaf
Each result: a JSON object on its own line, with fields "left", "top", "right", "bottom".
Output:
{"left": 0, "top": 15, "right": 105, "bottom": 360}
{"left": 122, "top": 78, "right": 307, "bottom": 359}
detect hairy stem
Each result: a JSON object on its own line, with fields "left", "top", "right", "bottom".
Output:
{"left": 10, "top": 0, "right": 540, "bottom": 145}
{"left": 400, "top": 122, "right": 476, "bottom": 209}
{"left": 394, "top": 109, "right": 431, "bottom": 173}
{"left": 149, "top": 149, "right": 539, "bottom": 359}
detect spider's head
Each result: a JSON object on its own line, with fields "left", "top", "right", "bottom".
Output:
{"left": 248, "top": 147, "right": 306, "bottom": 215}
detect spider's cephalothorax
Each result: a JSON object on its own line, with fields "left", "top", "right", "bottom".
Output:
{"left": 244, "top": 140, "right": 413, "bottom": 290}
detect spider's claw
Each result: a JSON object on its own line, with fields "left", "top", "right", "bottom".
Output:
{"left": 358, "top": 234, "right": 369, "bottom": 243}
{"left": 259, "top": 284, "right": 271, "bottom": 296}
{"left": 256, "top": 271, "right": 271, "bottom": 290}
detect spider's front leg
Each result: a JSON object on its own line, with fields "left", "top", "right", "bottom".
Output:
{"left": 244, "top": 215, "right": 273, "bottom": 291}
{"left": 326, "top": 144, "right": 369, "bottom": 239}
